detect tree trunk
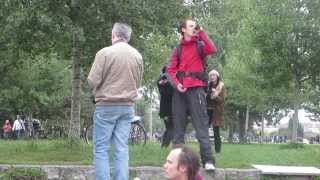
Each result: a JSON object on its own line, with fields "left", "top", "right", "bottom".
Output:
{"left": 291, "top": 73, "right": 300, "bottom": 143}
{"left": 27, "top": 111, "right": 32, "bottom": 137}
{"left": 144, "top": 100, "right": 152, "bottom": 140}
{"left": 245, "top": 103, "right": 249, "bottom": 138}
{"left": 149, "top": 101, "right": 153, "bottom": 140}
{"left": 227, "top": 123, "right": 234, "bottom": 143}
{"left": 69, "top": 30, "right": 82, "bottom": 139}
{"left": 239, "top": 110, "right": 246, "bottom": 143}
{"left": 260, "top": 113, "right": 264, "bottom": 144}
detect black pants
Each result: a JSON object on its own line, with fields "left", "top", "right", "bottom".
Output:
{"left": 161, "top": 116, "right": 174, "bottom": 147}
{"left": 207, "top": 109, "right": 222, "bottom": 153}
{"left": 213, "top": 126, "right": 221, "bottom": 153}
{"left": 172, "top": 87, "right": 214, "bottom": 164}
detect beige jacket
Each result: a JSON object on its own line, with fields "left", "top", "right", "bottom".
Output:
{"left": 88, "top": 41, "right": 143, "bottom": 106}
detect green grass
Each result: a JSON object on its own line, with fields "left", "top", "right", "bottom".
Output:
{"left": 0, "top": 139, "right": 92, "bottom": 165}
{"left": 0, "top": 140, "right": 319, "bottom": 169}
{"left": 0, "top": 167, "right": 46, "bottom": 179}
{"left": 217, "top": 143, "right": 320, "bottom": 168}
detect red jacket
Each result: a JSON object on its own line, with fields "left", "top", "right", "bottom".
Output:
{"left": 3, "top": 122, "right": 12, "bottom": 133}
{"left": 195, "top": 174, "right": 204, "bottom": 180}
{"left": 167, "top": 30, "right": 217, "bottom": 88}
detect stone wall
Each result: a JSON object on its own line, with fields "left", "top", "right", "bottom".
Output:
{"left": 0, "top": 164, "right": 261, "bottom": 180}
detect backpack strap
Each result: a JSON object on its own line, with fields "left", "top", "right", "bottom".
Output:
{"left": 175, "top": 39, "right": 208, "bottom": 83}
{"left": 175, "top": 40, "right": 206, "bottom": 69}
{"left": 196, "top": 40, "right": 205, "bottom": 60}
{"left": 176, "top": 44, "right": 182, "bottom": 68}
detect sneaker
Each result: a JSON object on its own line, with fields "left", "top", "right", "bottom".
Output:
{"left": 204, "top": 163, "right": 215, "bottom": 171}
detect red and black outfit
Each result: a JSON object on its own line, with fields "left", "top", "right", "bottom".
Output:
{"left": 167, "top": 30, "right": 217, "bottom": 165}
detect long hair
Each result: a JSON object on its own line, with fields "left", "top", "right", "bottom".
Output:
{"left": 209, "top": 76, "right": 220, "bottom": 89}
{"left": 175, "top": 145, "right": 200, "bottom": 180}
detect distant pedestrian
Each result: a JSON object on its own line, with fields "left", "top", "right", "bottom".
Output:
{"left": 2, "top": 120, "right": 12, "bottom": 139}
{"left": 12, "top": 115, "right": 25, "bottom": 139}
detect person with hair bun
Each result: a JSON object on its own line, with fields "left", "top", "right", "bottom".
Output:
{"left": 207, "top": 69, "right": 226, "bottom": 155}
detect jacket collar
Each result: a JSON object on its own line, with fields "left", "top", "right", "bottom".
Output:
{"left": 180, "top": 36, "right": 198, "bottom": 45}
{"left": 112, "top": 39, "right": 126, "bottom": 45}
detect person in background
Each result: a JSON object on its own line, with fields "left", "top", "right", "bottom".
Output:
{"left": 206, "top": 69, "right": 226, "bottom": 155}
{"left": 164, "top": 145, "right": 204, "bottom": 180}
{"left": 12, "top": 115, "right": 25, "bottom": 139}
{"left": 3, "top": 120, "right": 12, "bottom": 139}
{"left": 157, "top": 65, "right": 174, "bottom": 147}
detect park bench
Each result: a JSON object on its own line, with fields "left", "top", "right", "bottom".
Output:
{"left": 252, "top": 165, "right": 320, "bottom": 180}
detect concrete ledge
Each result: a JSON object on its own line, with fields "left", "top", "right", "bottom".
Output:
{"left": 252, "top": 165, "right": 320, "bottom": 180}
{"left": 252, "top": 165, "right": 320, "bottom": 176}
{"left": 1, "top": 164, "right": 319, "bottom": 179}
{"left": 0, "top": 164, "right": 261, "bottom": 180}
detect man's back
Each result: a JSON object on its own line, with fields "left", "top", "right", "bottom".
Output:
{"left": 88, "top": 41, "right": 143, "bottom": 106}
{"left": 88, "top": 22, "right": 143, "bottom": 180}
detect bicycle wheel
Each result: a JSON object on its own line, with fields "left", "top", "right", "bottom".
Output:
{"left": 129, "top": 122, "right": 147, "bottom": 146}
{"left": 84, "top": 124, "right": 93, "bottom": 145}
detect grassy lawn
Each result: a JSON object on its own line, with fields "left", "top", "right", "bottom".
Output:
{"left": 0, "top": 139, "right": 319, "bottom": 169}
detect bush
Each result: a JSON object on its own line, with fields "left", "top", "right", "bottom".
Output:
{"left": 279, "top": 142, "right": 304, "bottom": 149}
{"left": 0, "top": 167, "right": 47, "bottom": 180}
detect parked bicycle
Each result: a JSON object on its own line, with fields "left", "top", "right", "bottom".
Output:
{"left": 83, "top": 116, "right": 147, "bottom": 146}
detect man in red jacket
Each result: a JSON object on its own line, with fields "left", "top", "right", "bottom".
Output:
{"left": 167, "top": 18, "right": 217, "bottom": 171}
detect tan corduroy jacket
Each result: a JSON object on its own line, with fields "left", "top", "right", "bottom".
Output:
{"left": 87, "top": 41, "right": 143, "bottom": 106}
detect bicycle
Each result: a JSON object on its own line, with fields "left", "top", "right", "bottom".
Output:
{"left": 83, "top": 116, "right": 147, "bottom": 146}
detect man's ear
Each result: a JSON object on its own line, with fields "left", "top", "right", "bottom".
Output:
{"left": 181, "top": 27, "right": 186, "bottom": 33}
{"left": 112, "top": 32, "right": 115, "bottom": 39}
{"left": 179, "top": 165, "right": 187, "bottom": 173}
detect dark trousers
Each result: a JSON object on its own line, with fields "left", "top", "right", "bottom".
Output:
{"left": 172, "top": 87, "right": 214, "bottom": 164}
{"left": 207, "top": 109, "right": 222, "bottom": 153}
{"left": 161, "top": 116, "right": 174, "bottom": 147}
{"left": 213, "top": 126, "right": 221, "bottom": 153}
{"left": 14, "top": 129, "right": 24, "bottom": 139}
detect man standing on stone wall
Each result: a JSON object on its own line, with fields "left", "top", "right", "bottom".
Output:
{"left": 167, "top": 18, "right": 217, "bottom": 171}
{"left": 88, "top": 22, "right": 143, "bottom": 180}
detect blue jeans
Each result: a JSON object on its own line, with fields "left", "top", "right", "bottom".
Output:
{"left": 93, "top": 105, "right": 134, "bottom": 180}
{"left": 14, "top": 129, "right": 24, "bottom": 139}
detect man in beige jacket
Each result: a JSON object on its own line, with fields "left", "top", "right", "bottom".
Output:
{"left": 88, "top": 22, "right": 143, "bottom": 180}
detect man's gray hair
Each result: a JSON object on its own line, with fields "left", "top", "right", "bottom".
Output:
{"left": 112, "top": 22, "right": 132, "bottom": 42}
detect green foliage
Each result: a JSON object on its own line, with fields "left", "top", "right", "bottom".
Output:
{"left": 279, "top": 142, "right": 304, "bottom": 149}
{"left": 0, "top": 52, "right": 71, "bottom": 121}
{"left": 0, "top": 0, "right": 188, "bottom": 134}
{"left": 142, "top": 32, "right": 178, "bottom": 88}
{"left": 185, "top": 0, "right": 320, "bottom": 142}
{"left": 0, "top": 167, "right": 46, "bottom": 179}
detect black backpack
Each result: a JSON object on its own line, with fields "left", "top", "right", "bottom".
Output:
{"left": 176, "top": 39, "right": 206, "bottom": 68}
{"left": 157, "top": 40, "right": 207, "bottom": 118}
{"left": 175, "top": 39, "right": 208, "bottom": 82}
